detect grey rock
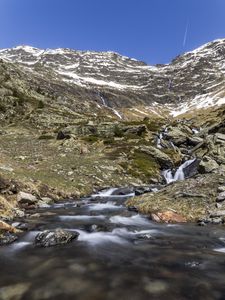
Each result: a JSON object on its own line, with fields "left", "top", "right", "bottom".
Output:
{"left": 216, "top": 192, "right": 225, "bottom": 202}
{"left": 218, "top": 186, "right": 225, "bottom": 193}
{"left": 0, "top": 233, "right": 18, "bottom": 245}
{"left": 35, "top": 229, "right": 79, "bottom": 247}
{"left": 137, "top": 145, "right": 174, "bottom": 169}
{"left": 0, "top": 283, "right": 30, "bottom": 300}
{"left": 198, "top": 157, "right": 219, "bottom": 174}
{"left": 17, "top": 191, "right": 38, "bottom": 205}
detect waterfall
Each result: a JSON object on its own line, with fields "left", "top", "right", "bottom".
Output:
{"left": 163, "top": 158, "right": 196, "bottom": 184}
{"left": 100, "top": 94, "right": 123, "bottom": 119}
{"left": 157, "top": 133, "right": 163, "bottom": 149}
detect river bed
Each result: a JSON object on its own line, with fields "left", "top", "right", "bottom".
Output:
{"left": 1, "top": 191, "right": 225, "bottom": 300}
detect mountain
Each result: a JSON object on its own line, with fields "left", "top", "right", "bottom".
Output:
{"left": 0, "top": 39, "right": 225, "bottom": 227}
{"left": 0, "top": 39, "right": 225, "bottom": 122}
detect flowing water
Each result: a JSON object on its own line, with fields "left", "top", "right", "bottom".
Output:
{"left": 1, "top": 190, "right": 225, "bottom": 300}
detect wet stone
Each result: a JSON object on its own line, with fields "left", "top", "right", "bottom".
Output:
{"left": 35, "top": 229, "right": 79, "bottom": 247}
{"left": 0, "top": 232, "right": 18, "bottom": 245}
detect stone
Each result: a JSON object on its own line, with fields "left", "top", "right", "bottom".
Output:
{"left": 111, "top": 187, "right": 134, "bottom": 195}
{"left": 0, "top": 220, "right": 20, "bottom": 233}
{"left": 218, "top": 186, "right": 225, "bottom": 193}
{"left": 0, "top": 283, "right": 30, "bottom": 300}
{"left": 216, "top": 192, "right": 225, "bottom": 202}
{"left": 0, "top": 233, "right": 18, "bottom": 245}
{"left": 164, "top": 128, "right": 187, "bottom": 146}
{"left": 198, "top": 157, "right": 219, "bottom": 173}
{"left": 151, "top": 211, "right": 187, "bottom": 223}
{"left": 35, "top": 228, "right": 79, "bottom": 247}
{"left": 187, "top": 136, "right": 203, "bottom": 146}
{"left": 210, "top": 210, "right": 225, "bottom": 217}
{"left": 17, "top": 191, "right": 38, "bottom": 205}
{"left": 57, "top": 130, "right": 71, "bottom": 140}
{"left": 138, "top": 146, "right": 174, "bottom": 169}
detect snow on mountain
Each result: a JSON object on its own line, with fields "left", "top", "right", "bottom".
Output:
{"left": 0, "top": 39, "right": 225, "bottom": 118}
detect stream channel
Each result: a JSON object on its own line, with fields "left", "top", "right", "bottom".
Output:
{"left": 1, "top": 188, "right": 225, "bottom": 300}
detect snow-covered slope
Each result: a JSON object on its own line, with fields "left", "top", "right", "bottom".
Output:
{"left": 0, "top": 39, "right": 225, "bottom": 119}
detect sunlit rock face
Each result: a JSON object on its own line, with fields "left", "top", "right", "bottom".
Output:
{"left": 0, "top": 39, "right": 225, "bottom": 119}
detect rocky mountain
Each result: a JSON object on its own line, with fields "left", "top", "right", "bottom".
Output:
{"left": 0, "top": 39, "right": 225, "bottom": 121}
{"left": 0, "top": 39, "right": 225, "bottom": 230}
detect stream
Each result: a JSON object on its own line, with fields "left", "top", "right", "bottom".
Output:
{"left": 1, "top": 190, "right": 225, "bottom": 300}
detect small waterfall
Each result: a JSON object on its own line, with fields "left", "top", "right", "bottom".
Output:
{"left": 163, "top": 159, "right": 196, "bottom": 184}
{"left": 100, "top": 94, "right": 123, "bottom": 119}
{"left": 156, "top": 133, "right": 163, "bottom": 149}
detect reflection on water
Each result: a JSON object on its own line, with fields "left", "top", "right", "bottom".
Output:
{"left": 1, "top": 193, "right": 225, "bottom": 300}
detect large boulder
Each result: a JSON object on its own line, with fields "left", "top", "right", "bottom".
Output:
{"left": 216, "top": 192, "right": 225, "bottom": 202}
{"left": 35, "top": 229, "right": 79, "bottom": 247}
{"left": 137, "top": 146, "right": 174, "bottom": 169}
{"left": 198, "top": 157, "right": 219, "bottom": 174}
{"left": 17, "top": 191, "right": 38, "bottom": 205}
{"left": 164, "top": 128, "right": 188, "bottom": 146}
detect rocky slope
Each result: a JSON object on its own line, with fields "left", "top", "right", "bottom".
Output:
{"left": 0, "top": 39, "right": 225, "bottom": 120}
{"left": 0, "top": 39, "right": 225, "bottom": 236}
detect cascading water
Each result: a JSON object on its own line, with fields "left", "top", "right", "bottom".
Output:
{"left": 100, "top": 94, "right": 123, "bottom": 119}
{"left": 163, "top": 158, "right": 196, "bottom": 184}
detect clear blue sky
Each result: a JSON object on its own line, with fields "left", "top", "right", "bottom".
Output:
{"left": 0, "top": 0, "right": 225, "bottom": 64}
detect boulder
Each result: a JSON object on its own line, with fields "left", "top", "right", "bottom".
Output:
{"left": 187, "top": 136, "right": 203, "bottom": 146}
{"left": 164, "top": 128, "right": 187, "bottom": 146}
{"left": 0, "top": 233, "right": 18, "bottom": 245}
{"left": 35, "top": 229, "right": 79, "bottom": 247}
{"left": 56, "top": 130, "right": 71, "bottom": 140}
{"left": 138, "top": 146, "right": 174, "bottom": 169}
{"left": 218, "top": 186, "right": 225, "bottom": 193}
{"left": 17, "top": 191, "right": 38, "bottom": 205}
{"left": 151, "top": 211, "right": 187, "bottom": 223}
{"left": 0, "top": 220, "right": 20, "bottom": 233}
{"left": 216, "top": 192, "right": 225, "bottom": 202}
{"left": 198, "top": 157, "right": 219, "bottom": 174}
{"left": 111, "top": 187, "right": 134, "bottom": 195}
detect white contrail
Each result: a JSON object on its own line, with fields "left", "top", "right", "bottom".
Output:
{"left": 183, "top": 20, "right": 189, "bottom": 48}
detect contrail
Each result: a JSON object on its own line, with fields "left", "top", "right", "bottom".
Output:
{"left": 183, "top": 20, "right": 189, "bottom": 48}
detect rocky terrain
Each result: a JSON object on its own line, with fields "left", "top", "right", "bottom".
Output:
{"left": 0, "top": 39, "right": 225, "bottom": 244}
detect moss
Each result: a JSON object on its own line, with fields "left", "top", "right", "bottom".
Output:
{"left": 103, "top": 138, "right": 115, "bottom": 145}
{"left": 38, "top": 134, "right": 55, "bottom": 140}
{"left": 114, "top": 125, "right": 124, "bottom": 137}
{"left": 163, "top": 148, "right": 182, "bottom": 166}
{"left": 37, "top": 100, "right": 45, "bottom": 109}
{"left": 120, "top": 150, "right": 160, "bottom": 182}
{"left": 81, "top": 135, "right": 100, "bottom": 143}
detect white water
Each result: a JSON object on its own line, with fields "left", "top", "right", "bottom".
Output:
{"left": 59, "top": 215, "right": 106, "bottom": 221}
{"left": 88, "top": 202, "right": 123, "bottom": 211}
{"left": 76, "top": 229, "right": 128, "bottom": 245}
{"left": 163, "top": 159, "right": 196, "bottom": 184}
{"left": 109, "top": 214, "right": 150, "bottom": 226}
{"left": 100, "top": 95, "right": 123, "bottom": 119}
{"left": 92, "top": 188, "right": 135, "bottom": 198}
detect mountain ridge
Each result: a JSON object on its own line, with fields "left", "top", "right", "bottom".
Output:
{"left": 0, "top": 38, "right": 225, "bottom": 121}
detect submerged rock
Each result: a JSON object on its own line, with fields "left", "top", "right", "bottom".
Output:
{"left": 35, "top": 229, "right": 79, "bottom": 247}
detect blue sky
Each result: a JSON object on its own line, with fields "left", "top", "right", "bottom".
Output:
{"left": 0, "top": 0, "right": 225, "bottom": 64}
